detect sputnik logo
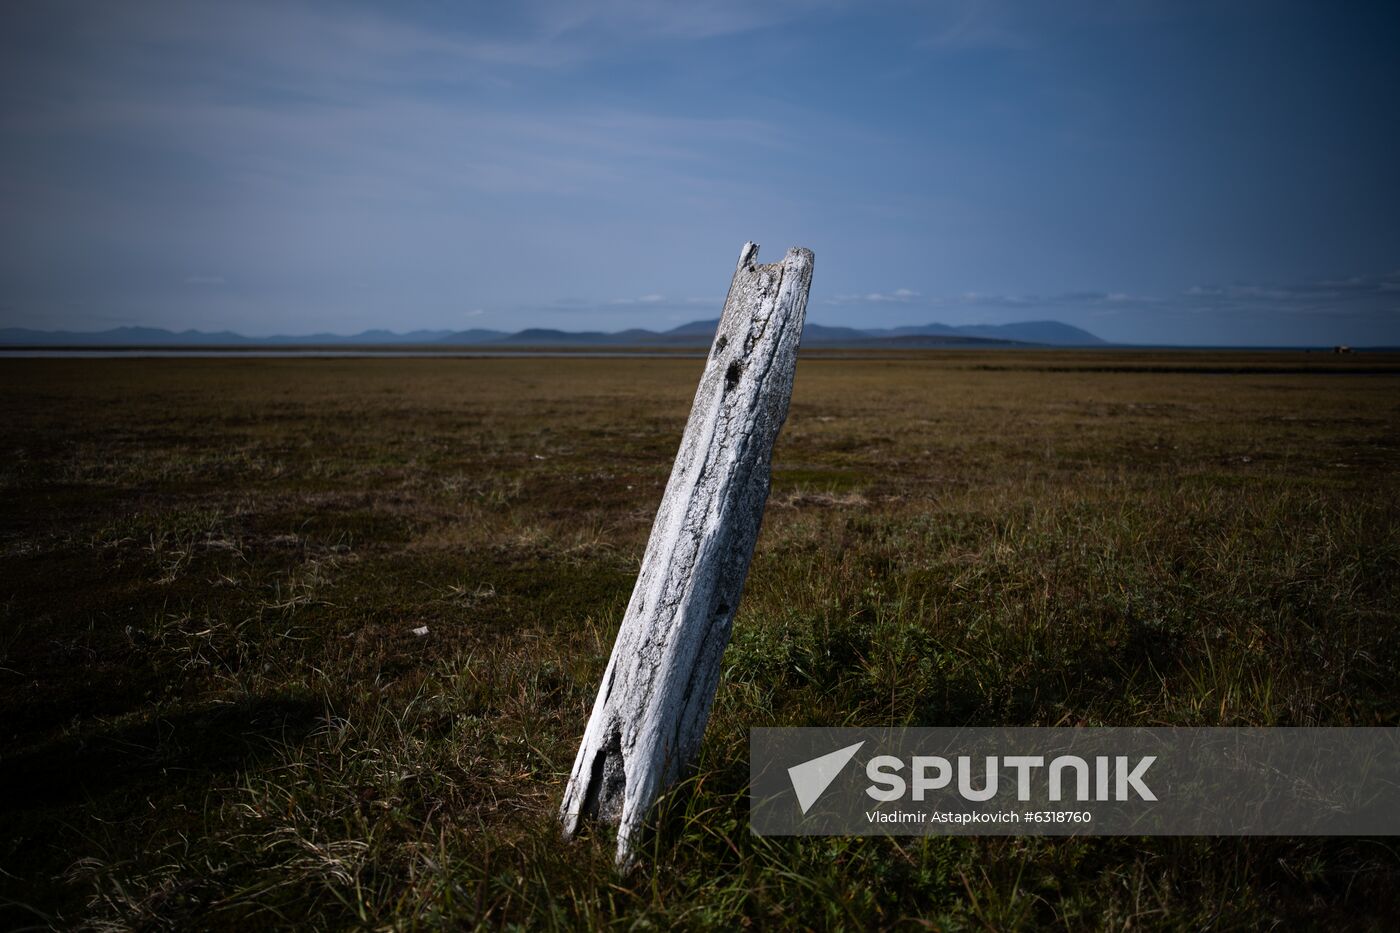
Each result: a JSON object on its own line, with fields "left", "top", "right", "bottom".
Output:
{"left": 788, "top": 741, "right": 865, "bottom": 814}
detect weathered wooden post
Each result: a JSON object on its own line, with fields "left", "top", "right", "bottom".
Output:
{"left": 559, "top": 242, "right": 813, "bottom": 866}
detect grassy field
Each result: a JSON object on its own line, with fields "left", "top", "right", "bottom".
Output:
{"left": 2, "top": 351, "right": 1399, "bottom": 929}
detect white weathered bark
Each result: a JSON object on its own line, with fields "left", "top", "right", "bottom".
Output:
{"left": 559, "top": 242, "right": 813, "bottom": 865}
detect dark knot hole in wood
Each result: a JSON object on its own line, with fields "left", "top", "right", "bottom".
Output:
{"left": 724, "top": 361, "right": 743, "bottom": 390}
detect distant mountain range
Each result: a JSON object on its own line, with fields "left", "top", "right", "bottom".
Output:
{"left": 0, "top": 319, "right": 1105, "bottom": 348}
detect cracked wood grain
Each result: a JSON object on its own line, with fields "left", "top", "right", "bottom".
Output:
{"left": 558, "top": 242, "right": 813, "bottom": 867}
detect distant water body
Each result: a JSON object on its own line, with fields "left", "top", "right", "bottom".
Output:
{"left": 0, "top": 346, "right": 1092, "bottom": 359}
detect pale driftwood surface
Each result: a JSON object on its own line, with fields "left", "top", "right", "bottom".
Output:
{"left": 559, "top": 242, "right": 813, "bottom": 865}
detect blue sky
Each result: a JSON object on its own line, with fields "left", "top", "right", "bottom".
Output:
{"left": 2, "top": 0, "right": 1397, "bottom": 345}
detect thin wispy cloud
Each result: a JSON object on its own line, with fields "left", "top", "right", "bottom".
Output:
{"left": 917, "top": 0, "right": 1033, "bottom": 50}
{"left": 529, "top": 0, "right": 846, "bottom": 43}
{"left": 828, "top": 289, "right": 921, "bottom": 304}
{"left": 607, "top": 294, "right": 667, "bottom": 306}
{"left": 1175, "top": 272, "right": 1400, "bottom": 320}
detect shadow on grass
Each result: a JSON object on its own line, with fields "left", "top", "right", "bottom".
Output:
{"left": 0, "top": 693, "right": 323, "bottom": 813}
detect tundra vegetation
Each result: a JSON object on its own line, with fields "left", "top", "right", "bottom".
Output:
{"left": 2, "top": 351, "right": 1398, "bottom": 929}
